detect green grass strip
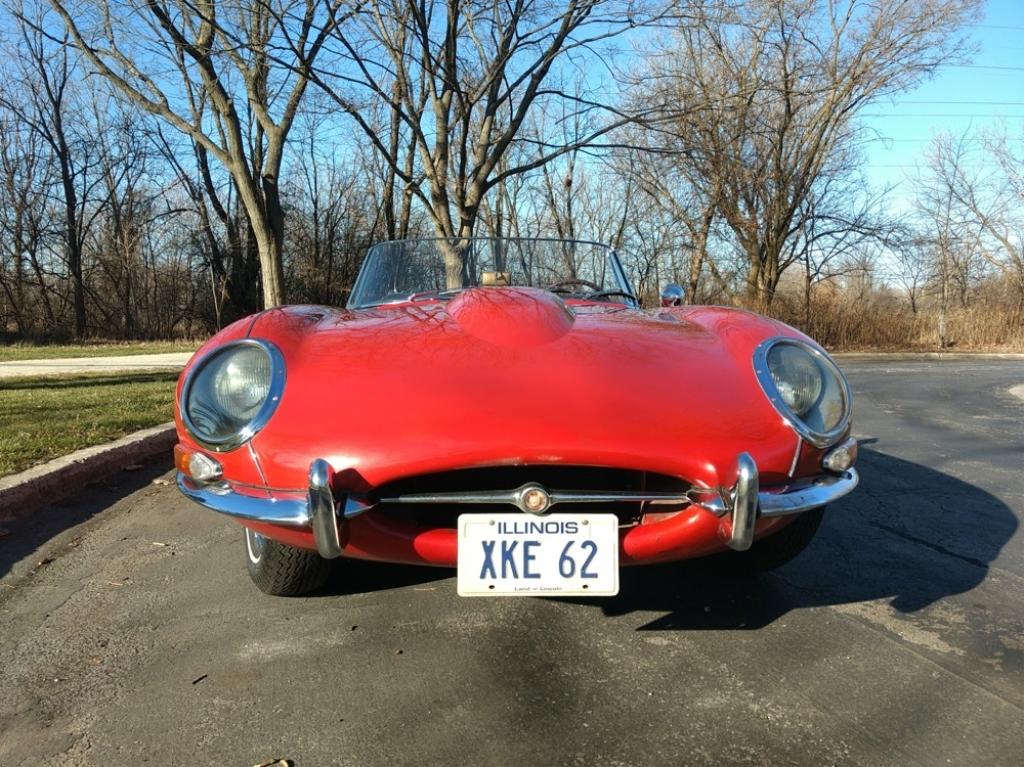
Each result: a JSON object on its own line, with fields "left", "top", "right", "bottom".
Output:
{"left": 0, "top": 371, "right": 179, "bottom": 477}
{"left": 0, "top": 341, "right": 199, "bottom": 362}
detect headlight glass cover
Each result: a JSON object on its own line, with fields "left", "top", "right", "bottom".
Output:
{"left": 767, "top": 343, "right": 823, "bottom": 418}
{"left": 182, "top": 340, "right": 284, "bottom": 450}
{"left": 755, "top": 338, "right": 851, "bottom": 446}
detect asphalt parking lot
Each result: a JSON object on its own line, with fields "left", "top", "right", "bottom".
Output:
{"left": 1, "top": 359, "right": 1022, "bottom": 766}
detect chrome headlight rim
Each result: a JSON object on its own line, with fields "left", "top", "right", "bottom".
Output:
{"left": 753, "top": 336, "right": 852, "bottom": 448}
{"left": 179, "top": 338, "right": 286, "bottom": 452}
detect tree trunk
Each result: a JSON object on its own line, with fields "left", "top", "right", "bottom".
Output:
{"left": 57, "top": 149, "right": 85, "bottom": 338}
{"left": 260, "top": 175, "right": 287, "bottom": 308}
{"left": 745, "top": 247, "right": 780, "bottom": 310}
{"left": 65, "top": 207, "right": 85, "bottom": 338}
{"left": 1015, "top": 272, "right": 1024, "bottom": 330}
{"left": 939, "top": 261, "right": 949, "bottom": 349}
{"left": 687, "top": 204, "right": 714, "bottom": 303}
{"left": 804, "top": 263, "right": 812, "bottom": 331}
{"left": 230, "top": 161, "right": 287, "bottom": 309}
{"left": 253, "top": 226, "right": 286, "bottom": 309}
{"left": 12, "top": 206, "right": 26, "bottom": 334}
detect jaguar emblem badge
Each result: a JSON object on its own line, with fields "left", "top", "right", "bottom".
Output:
{"left": 517, "top": 485, "right": 551, "bottom": 515}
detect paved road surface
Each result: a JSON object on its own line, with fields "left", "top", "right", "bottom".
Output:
{"left": 1, "top": 360, "right": 1022, "bottom": 766}
{"left": 0, "top": 353, "right": 191, "bottom": 379}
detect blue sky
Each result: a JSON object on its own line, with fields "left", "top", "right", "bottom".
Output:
{"left": 862, "top": 0, "right": 1024, "bottom": 211}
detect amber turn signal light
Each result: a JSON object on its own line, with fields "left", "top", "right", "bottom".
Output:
{"left": 822, "top": 438, "right": 858, "bottom": 473}
{"left": 174, "top": 444, "right": 223, "bottom": 483}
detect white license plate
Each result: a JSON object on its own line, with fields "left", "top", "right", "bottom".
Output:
{"left": 457, "top": 513, "right": 619, "bottom": 597}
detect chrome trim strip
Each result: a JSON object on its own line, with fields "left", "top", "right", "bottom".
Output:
{"left": 179, "top": 338, "right": 287, "bottom": 453}
{"left": 377, "top": 484, "right": 690, "bottom": 514}
{"left": 247, "top": 441, "right": 271, "bottom": 488}
{"left": 729, "top": 453, "right": 758, "bottom": 551}
{"left": 608, "top": 248, "right": 639, "bottom": 306}
{"left": 551, "top": 492, "right": 686, "bottom": 506}
{"left": 787, "top": 434, "right": 803, "bottom": 478}
{"left": 752, "top": 337, "right": 853, "bottom": 449}
{"left": 176, "top": 473, "right": 310, "bottom": 526}
{"left": 309, "top": 460, "right": 342, "bottom": 559}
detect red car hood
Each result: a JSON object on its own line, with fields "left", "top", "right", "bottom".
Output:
{"left": 199, "top": 288, "right": 804, "bottom": 491}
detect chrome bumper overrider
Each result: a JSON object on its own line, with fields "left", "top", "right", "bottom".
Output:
{"left": 175, "top": 467, "right": 372, "bottom": 559}
{"left": 690, "top": 452, "right": 860, "bottom": 550}
{"left": 176, "top": 454, "right": 859, "bottom": 558}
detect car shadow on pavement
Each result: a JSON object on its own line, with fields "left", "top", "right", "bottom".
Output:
{"left": 319, "top": 558, "right": 450, "bottom": 595}
{"left": 0, "top": 458, "right": 171, "bottom": 581}
{"left": 575, "top": 446, "right": 1019, "bottom": 631}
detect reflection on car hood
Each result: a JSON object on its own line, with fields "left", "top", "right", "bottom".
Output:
{"left": 245, "top": 288, "right": 803, "bottom": 490}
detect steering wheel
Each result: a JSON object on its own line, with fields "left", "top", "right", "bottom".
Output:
{"left": 546, "top": 278, "right": 603, "bottom": 294}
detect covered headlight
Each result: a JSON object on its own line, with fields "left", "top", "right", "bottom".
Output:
{"left": 754, "top": 338, "right": 851, "bottom": 447}
{"left": 181, "top": 340, "right": 284, "bottom": 450}
{"left": 767, "top": 343, "right": 822, "bottom": 418}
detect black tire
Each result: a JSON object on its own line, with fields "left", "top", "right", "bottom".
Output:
{"left": 245, "top": 528, "right": 331, "bottom": 596}
{"left": 731, "top": 506, "right": 825, "bottom": 573}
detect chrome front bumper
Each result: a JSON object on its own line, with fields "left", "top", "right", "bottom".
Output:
{"left": 690, "top": 452, "right": 860, "bottom": 550}
{"left": 176, "top": 463, "right": 370, "bottom": 559}
{"left": 176, "top": 455, "right": 859, "bottom": 557}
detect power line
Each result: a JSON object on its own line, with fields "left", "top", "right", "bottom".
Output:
{"left": 893, "top": 100, "right": 1024, "bottom": 106}
{"left": 866, "top": 137, "right": 1024, "bottom": 143}
{"left": 940, "top": 64, "right": 1024, "bottom": 72}
{"left": 863, "top": 164, "right": 993, "bottom": 168}
{"left": 861, "top": 113, "right": 1024, "bottom": 118}
{"left": 973, "top": 23, "right": 1024, "bottom": 31}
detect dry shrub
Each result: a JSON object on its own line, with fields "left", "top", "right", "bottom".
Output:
{"left": 761, "top": 281, "right": 1024, "bottom": 352}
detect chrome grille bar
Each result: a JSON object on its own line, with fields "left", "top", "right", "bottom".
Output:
{"left": 377, "top": 483, "right": 690, "bottom": 515}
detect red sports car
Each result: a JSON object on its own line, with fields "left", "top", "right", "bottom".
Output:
{"left": 174, "top": 238, "right": 858, "bottom": 596}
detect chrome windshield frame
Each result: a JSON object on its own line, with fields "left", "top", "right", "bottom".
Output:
{"left": 347, "top": 237, "right": 637, "bottom": 309}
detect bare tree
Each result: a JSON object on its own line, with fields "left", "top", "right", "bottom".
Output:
{"left": 311, "top": 0, "right": 662, "bottom": 287}
{"left": 1, "top": 5, "right": 107, "bottom": 337}
{"left": 621, "top": 140, "right": 725, "bottom": 302}
{"left": 45, "top": 0, "right": 352, "bottom": 307}
{"left": 151, "top": 121, "right": 265, "bottom": 325}
{"left": 788, "top": 172, "right": 899, "bottom": 330}
{"left": 286, "top": 119, "right": 386, "bottom": 305}
{"left": 635, "top": 0, "right": 979, "bottom": 308}
{"left": 927, "top": 128, "right": 1024, "bottom": 320}
{"left": 0, "top": 110, "right": 56, "bottom": 335}
{"left": 890, "top": 236, "right": 931, "bottom": 316}
{"left": 87, "top": 100, "right": 157, "bottom": 338}
{"left": 915, "top": 133, "right": 979, "bottom": 348}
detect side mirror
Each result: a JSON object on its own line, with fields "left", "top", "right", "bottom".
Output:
{"left": 660, "top": 283, "right": 684, "bottom": 307}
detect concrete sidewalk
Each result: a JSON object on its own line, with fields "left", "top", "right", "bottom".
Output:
{"left": 0, "top": 352, "right": 192, "bottom": 379}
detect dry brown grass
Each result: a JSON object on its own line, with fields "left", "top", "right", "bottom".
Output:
{"left": 761, "top": 284, "right": 1024, "bottom": 352}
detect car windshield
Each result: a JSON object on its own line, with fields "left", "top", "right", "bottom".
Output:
{"left": 348, "top": 237, "right": 635, "bottom": 309}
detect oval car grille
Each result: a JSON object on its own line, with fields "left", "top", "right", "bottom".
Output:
{"left": 371, "top": 466, "right": 691, "bottom": 528}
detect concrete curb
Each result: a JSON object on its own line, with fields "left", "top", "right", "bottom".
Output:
{"left": 0, "top": 423, "right": 176, "bottom": 523}
{"left": 832, "top": 351, "right": 1024, "bottom": 360}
